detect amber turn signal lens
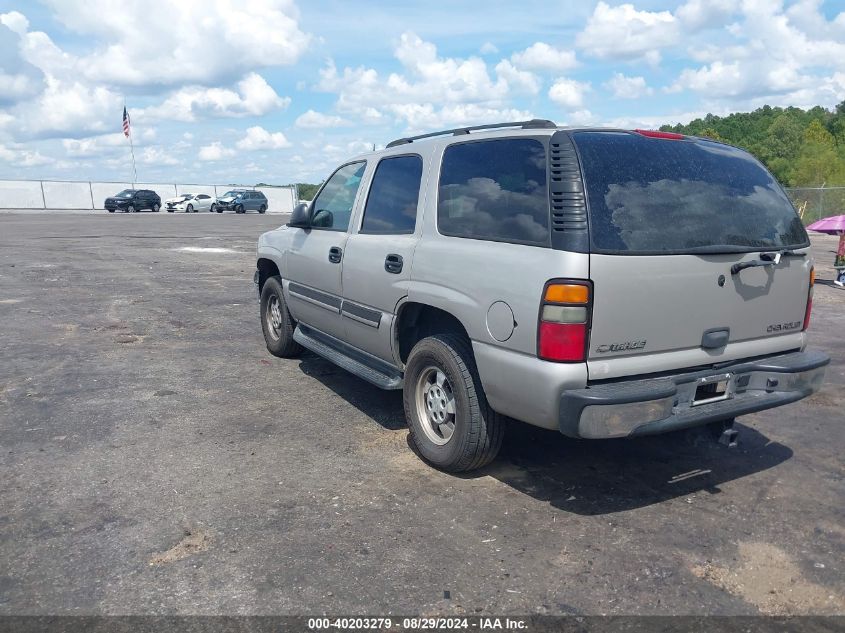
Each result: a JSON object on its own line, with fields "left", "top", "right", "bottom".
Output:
{"left": 544, "top": 284, "right": 589, "bottom": 304}
{"left": 809, "top": 266, "right": 815, "bottom": 287}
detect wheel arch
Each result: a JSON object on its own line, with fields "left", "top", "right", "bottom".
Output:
{"left": 256, "top": 254, "right": 283, "bottom": 292}
{"left": 394, "top": 301, "right": 473, "bottom": 366}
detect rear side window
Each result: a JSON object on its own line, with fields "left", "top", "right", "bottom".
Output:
{"left": 573, "top": 132, "right": 809, "bottom": 254}
{"left": 361, "top": 155, "right": 423, "bottom": 234}
{"left": 437, "top": 138, "right": 549, "bottom": 246}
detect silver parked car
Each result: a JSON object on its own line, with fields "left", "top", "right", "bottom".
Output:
{"left": 255, "top": 120, "right": 828, "bottom": 472}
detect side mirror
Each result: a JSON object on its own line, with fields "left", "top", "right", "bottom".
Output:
{"left": 289, "top": 202, "right": 310, "bottom": 228}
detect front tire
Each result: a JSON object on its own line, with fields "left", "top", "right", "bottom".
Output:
{"left": 186, "top": 204, "right": 193, "bottom": 213}
{"left": 403, "top": 333, "right": 504, "bottom": 472}
{"left": 108, "top": 209, "right": 115, "bottom": 213}
{"left": 236, "top": 205, "right": 245, "bottom": 214}
{"left": 260, "top": 276, "right": 303, "bottom": 358}
{"left": 127, "top": 205, "right": 135, "bottom": 213}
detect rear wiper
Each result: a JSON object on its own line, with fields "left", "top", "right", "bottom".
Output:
{"left": 730, "top": 250, "right": 806, "bottom": 275}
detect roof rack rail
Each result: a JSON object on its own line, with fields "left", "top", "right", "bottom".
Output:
{"left": 385, "top": 119, "right": 557, "bottom": 148}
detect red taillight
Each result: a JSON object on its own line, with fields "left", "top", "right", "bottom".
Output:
{"left": 633, "top": 129, "right": 685, "bottom": 140}
{"left": 803, "top": 266, "right": 814, "bottom": 331}
{"left": 539, "top": 322, "right": 587, "bottom": 361}
{"left": 538, "top": 280, "right": 591, "bottom": 362}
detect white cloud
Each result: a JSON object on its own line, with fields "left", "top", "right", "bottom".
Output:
{"left": 511, "top": 42, "right": 577, "bottom": 72}
{"left": 238, "top": 126, "right": 291, "bottom": 150}
{"left": 669, "top": 1, "right": 845, "bottom": 106}
{"left": 384, "top": 103, "right": 534, "bottom": 133}
{"left": 198, "top": 142, "right": 235, "bottom": 161}
{"left": 0, "top": 142, "right": 53, "bottom": 166}
{"left": 576, "top": 2, "right": 679, "bottom": 60}
{"left": 604, "top": 73, "right": 653, "bottom": 99}
{"left": 62, "top": 133, "right": 130, "bottom": 157}
{"left": 39, "top": 0, "right": 310, "bottom": 87}
{"left": 317, "top": 32, "right": 542, "bottom": 129}
{"left": 0, "top": 15, "right": 46, "bottom": 104}
{"left": 0, "top": 11, "right": 28, "bottom": 35}
{"left": 493, "top": 60, "right": 540, "bottom": 95}
{"left": 676, "top": 0, "right": 736, "bottom": 29}
{"left": 295, "top": 110, "right": 348, "bottom": 128}
{"left": 141, "top": 73, "right": 289, "bottom": 122}
{"left": 141, "top": 146, "right": 179, "bottom": 166}
{"left": 548, "top": 78, "right": 591, "bottom": 109}
{"left": 479, "top": 42, "right": 499, "bottom": 55}
{"left": 12, "top": 76, "right": 122, "bottom": 138}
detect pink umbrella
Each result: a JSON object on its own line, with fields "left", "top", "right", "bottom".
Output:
{"left": 807, "top": 214, "right": 845, "bottom": 235}
{"left": 807, "top": 214, "right": 845, "bottom": 271}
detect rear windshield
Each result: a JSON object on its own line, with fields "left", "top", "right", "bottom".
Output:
{"left": 573, "top": 132, "right": 808, "bottom": 254}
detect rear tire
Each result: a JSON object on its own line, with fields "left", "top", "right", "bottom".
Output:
{"left": 403, "top": 333, "right": 504, "bottom": 472}
{"left": 210, "top": 204, "right": 216, "bottom": 213}
{"left": 153, "top": 204, "right": 160, "bottom": 212}
{"left": 108, "top": 209, "right": 114, "bottom": 213}
{"left": 258, "top": 204, "right": 266, "bottom": 214}
{"left": 260, "top": 276, "right": 303, "bottom": 358}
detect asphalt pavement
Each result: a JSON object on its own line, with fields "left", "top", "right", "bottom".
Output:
{"left": 0, "top": 213, "right": 842, "bottom": 616}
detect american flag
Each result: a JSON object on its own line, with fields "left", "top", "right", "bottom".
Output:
{"left": 122, "top": 106, "right": 130, "bottom": 137}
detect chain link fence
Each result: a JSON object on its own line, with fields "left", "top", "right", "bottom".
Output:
{"left": 0, "top": 179, "right": 298, "bottom": 214}
{"left": 784, "top": 186, "right": 845, "bottom": 224}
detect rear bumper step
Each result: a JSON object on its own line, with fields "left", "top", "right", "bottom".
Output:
{"left": 559, "top": 350, "right": 829, "bottom": 438}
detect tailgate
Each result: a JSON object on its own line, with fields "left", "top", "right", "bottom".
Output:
{"left": 587, "top": 251, "right": 811, "bottom": 377}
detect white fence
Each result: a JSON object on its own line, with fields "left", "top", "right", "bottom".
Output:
{"left": 0, "top": 179, "right": 298, "bottom": 214}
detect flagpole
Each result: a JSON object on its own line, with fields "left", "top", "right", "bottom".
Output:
{"left": 125, "top": 99, "right": 137, "bottom": 185}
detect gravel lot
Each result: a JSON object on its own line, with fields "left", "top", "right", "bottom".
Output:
{"left": 0, "top": 213, "right": 842, "bottom": 616}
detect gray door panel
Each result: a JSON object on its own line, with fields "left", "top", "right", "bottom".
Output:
{"left": 284, "top": 229, "right": 348, "bottom": 340}
{"left": 341, "top": 234, "right": 417, "bottom": 363}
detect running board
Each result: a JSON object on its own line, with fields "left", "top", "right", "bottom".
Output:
{"left": 293, "top": 324, "right": 403, "bottom": 390}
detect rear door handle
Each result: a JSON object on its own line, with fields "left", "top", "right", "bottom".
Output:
{"left": 384, "top": 254, "right": 403, "bottom": 274}
{"left": 328, "top": 246, "right": 343, "bottom": 263}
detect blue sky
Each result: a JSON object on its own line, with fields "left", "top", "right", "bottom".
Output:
{"left": 1, "top": 0, "right": 844, "bottom": 185}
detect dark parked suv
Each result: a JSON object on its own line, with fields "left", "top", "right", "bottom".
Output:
{"left": 215, "top": 189, "right": 268, "bottom": 214}
{"left": 104, "top": 189, "right": 161, "bottom": 213}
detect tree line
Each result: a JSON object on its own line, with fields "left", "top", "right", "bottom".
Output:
{"left": 660, "top": 101, "right": 845, "bottom": 188}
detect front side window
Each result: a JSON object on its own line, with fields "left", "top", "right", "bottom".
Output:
{"left": 360, "top": 155, "right": 423, "bottom": 234}
{"left": 310, "top": 162, "right": 366, "bottom": 231}
{"left": 437, "top": 138, "right": 549, "bottom": 246}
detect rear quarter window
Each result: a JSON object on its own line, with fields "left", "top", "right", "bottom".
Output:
{"left": 437, "top": 138, "right": 549, "bottom": 246}
{"left": 573, "top": 132, "right": 808, "bottom": 254}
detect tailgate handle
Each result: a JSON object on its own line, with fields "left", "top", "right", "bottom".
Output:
{"left": 701, "top": 327, "right": 730, "bottom": 349}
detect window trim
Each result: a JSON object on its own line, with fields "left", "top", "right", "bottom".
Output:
{"left": 358, "top": 152, "right": 423, "bottom": 236}
{"left": 435, "top": 136, "right": 552, "bottom": 248}
{"left": 307, "top": 160, "right": 368, "bottom": 233}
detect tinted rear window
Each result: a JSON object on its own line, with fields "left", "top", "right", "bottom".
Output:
{"left": 438, "top": 138, "right": 549, "bottom": 246}
{"left": 573, "top": 132, "right": 808, "bottom": 254}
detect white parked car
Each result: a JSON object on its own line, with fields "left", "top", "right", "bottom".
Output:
{"left": 165, "top": 193, "right": 217, "bottom": 213}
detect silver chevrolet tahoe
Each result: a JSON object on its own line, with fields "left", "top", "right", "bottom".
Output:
{"left": 255, "top": 120, "right": 829, "bottom": 472}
